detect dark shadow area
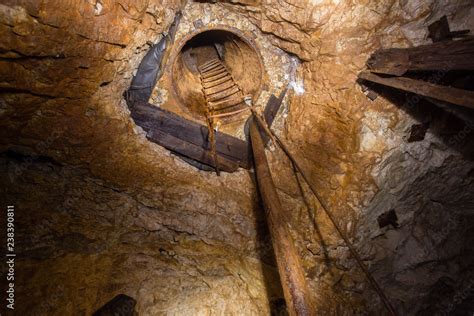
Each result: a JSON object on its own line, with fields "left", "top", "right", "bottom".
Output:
{"left": 92, "top": 294, "right": 136, "bottom": 316}
{"left": 181, "top": 30, "right": 231, "bottom": 71}
{"left": 399, "top": 161, "right": 474, "bottom": 316}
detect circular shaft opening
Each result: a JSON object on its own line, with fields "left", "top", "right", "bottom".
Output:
{"left": 171, "top": 28, "right": 263, "bottom": 124}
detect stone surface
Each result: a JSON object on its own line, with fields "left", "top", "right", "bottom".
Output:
{"left": 1, "top": 0, "right": 474, "bottom": 315}
{"left": 0, "top": 154, "right": 282, "bottom": 315}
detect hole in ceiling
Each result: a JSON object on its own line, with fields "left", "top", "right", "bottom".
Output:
{"left": 171, "top": 28, "right": 264, "bottom": 124}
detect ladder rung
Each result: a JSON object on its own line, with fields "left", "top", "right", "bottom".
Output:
{"left": 208, "top": 86, "right": 240, "bottom": 102}
{"left": 202, "top": 68, "right": 227, "bottom": 79}
{"left": 209, "top": 96, "right": 245, "bottom": 110}
{"left": 202, "top": 76, "right": 232, "bottom": 89}
{"left": 202, "top": 71, "right": 229, "bottom": 83}
{"left": 200, "top": 62, "right": 224, "bottom": 73}
{"left": 204, "top": 80, "right": 236, "bottom": 96}
{"left": 202, "top": 65, "right": 226, "bottom": 76}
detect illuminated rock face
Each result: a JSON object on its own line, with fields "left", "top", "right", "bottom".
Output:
{"left": 1, "top": 0, "right": 474, "bottom": 315}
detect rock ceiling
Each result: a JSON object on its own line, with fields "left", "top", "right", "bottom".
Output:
{"left": 1, "top": 0, "right": 473, "bottom": 314}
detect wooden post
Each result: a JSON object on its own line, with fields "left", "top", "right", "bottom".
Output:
{"left": 250, "top": 119, "right": 314, "bottom": 316}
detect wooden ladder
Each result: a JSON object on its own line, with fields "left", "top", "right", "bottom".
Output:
{"left": 198, "top": 58, "right": 249, "bottom": 175}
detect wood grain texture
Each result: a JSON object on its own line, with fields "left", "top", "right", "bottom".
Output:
{"left": 359, "top": 71, "right": 474, "bottom": 109}
{"left": 147, "top": 129, "right": 239, "bottom": 173}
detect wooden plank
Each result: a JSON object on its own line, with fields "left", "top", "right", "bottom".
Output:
{"left": 264, "top": 87, "right": 287, "bottom": 125}
{"left": 250, "top": 120, "right": 315, "bottom": 316}
{"left": 198, "top": 58, "right": 219, "bottom": 70}
{"left": 263, "top": 95, "right": 281, "bottom": 124}
{"left": 147, "top": 129, "right": 239, "bottom": 173}
{"left": 202, "top": 68, "right": 227, "bottom": 79}
{"left": 252, "top": 117, "right": 398, "bottom": 316}
{"left": 209, "top": 96, "right": 244, "bottom": 111}
{"left": 202, "top": 76, "right": 232, "bottom": 89}
{"left": 200, "top": 63, "right": 224, "bottom": 73}
{"left": 202, "top": 72, "right": 228, "bottom": 83}
{"left": 259, "top": 87, "right": 288, "bottom": 145}
{"left": 131, "top": 102, "right": 250, "bottom": 168}
{"left": 205, "top": 80, "right": 235, "bottom": 95}
{"left": 207, "top": 86, "right": 240, "bottom": 102}
{"left": 367, "top": 37, "right": 474, "bottom": 76}
{"left": 359, "top": 71, "right": 474, "bottom": 109}
{"left": 129, "top": 88, "right": 285, "bottom": 172}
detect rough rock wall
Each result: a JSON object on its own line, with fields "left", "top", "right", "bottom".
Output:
{"left": 1, "top": 154, "right": 282, "bottom": 314}
{"left": 218, "top": 0, "right": 474, "bottom": 314}
{"left": 1, "top": 0, "right": 474, "bottom": 315}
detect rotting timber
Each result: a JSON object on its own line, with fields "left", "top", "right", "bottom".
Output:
{"left": 359, "top": 16, "right": 473, "bottom": 110}
{"left": 128, "top": 91, "right": 285, "bottom": 173}
{"left": 249, "top": 118, "right": 315, "bottom": 316}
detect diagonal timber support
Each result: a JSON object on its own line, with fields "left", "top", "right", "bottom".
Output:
{"left": 250, "top": 118, "right": 315, "bottom": 316}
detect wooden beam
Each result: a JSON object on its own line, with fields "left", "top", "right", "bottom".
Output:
{"left": 367, "top": 37, "right": 474, "bottom": 76}
{"left": 359, "top": 71, "right": 474, "bottom": 109}
{"left": 252, "top": 117, "right": 398, "bottom": 316}
{"left": 250, "top": 119, "right": 314, "bottom": 316}
{"left": 131, "top": 102, "right": 250, "bottom": 168}
{"left": 147, "top": 129, "right": 239, "bottom": 173}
